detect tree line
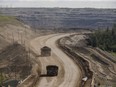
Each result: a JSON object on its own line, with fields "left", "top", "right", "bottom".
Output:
{"left": 88, "top": 24, "right": 116, "bottom": 52}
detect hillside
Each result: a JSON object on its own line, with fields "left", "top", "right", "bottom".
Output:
{"left": 0, "top": 15, "right": 35, "bottom": 50}
{"left": 0, "top": 43, "right": 33, "bottom": 85}
{"left": 0, "top": 15, "right": 38, "bottom": 86}
{"left": 0, "top": 15, "right": 23, "bottom": 50}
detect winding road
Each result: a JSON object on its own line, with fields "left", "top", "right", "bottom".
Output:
{"left": 29, "top": 33, "right": 81, "bottom": 87}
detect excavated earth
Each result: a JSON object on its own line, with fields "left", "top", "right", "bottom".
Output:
{"left": 59, "top": 33, "right": 116, "bottom": 87}
{"left": 0, "top": 43, "right": 33, "bottom": 80}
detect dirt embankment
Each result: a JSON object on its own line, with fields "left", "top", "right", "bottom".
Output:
{"left": 59, "top": 33, "right": 116, "bottom": 87}
{"left": 0, "top": 15, "right": 36, "bottom": 49}
{"left": 0, "top": 15, "right": 40, "bottom": 87}
{"left": 0, "top": 43, "right": 33, "bottom": 81}
{"left": 57, "top": 37, "right": 93, "bottom": 87}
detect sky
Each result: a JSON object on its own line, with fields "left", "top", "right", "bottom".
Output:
{"left": 0, "top": 0, "right": 116, "bottom": 8}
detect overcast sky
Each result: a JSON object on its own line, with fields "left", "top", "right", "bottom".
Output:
{"left": 0, "top": 0, "right": 116, "bottom": 8}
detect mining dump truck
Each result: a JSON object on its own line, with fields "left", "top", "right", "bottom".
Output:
{"left": 46, "top": 65, "right": 58, "bottom": 76}
{"left": 41, "top": 46, "right": 51, "bottom": 56}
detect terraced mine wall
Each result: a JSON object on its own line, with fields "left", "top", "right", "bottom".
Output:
{"left": 57, "top": 39, "right": 93, "bottom": 87}
{"left": 1, "top": 8, "right": 116, "bottom": 29}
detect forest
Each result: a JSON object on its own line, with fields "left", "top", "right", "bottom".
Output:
{"left": 89, "top": 24, "right": 116, "bottom": 52}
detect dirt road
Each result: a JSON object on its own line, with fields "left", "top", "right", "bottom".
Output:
{"left": 30, "top": 33, "right": 81, "bottom": 87}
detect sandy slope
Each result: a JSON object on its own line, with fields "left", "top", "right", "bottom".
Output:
{"left": 0, "top": 24, "right": 35, "bottom": 45}
{"left": 30, "top": 34, "right": 81, "bottom": 87}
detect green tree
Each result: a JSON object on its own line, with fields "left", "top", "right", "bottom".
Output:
{"left": 89, "top": 24, "right": 116, "bottom": 52}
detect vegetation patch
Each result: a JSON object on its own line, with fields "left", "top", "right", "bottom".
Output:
{"left": 88, "top": 24, "right": 116, "bottom": 52}
{"left": 110, "top": 52, "right": 116, "bottom": 57}
{"left": 0, "top": 15, "right": 22, "bottom": 26}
